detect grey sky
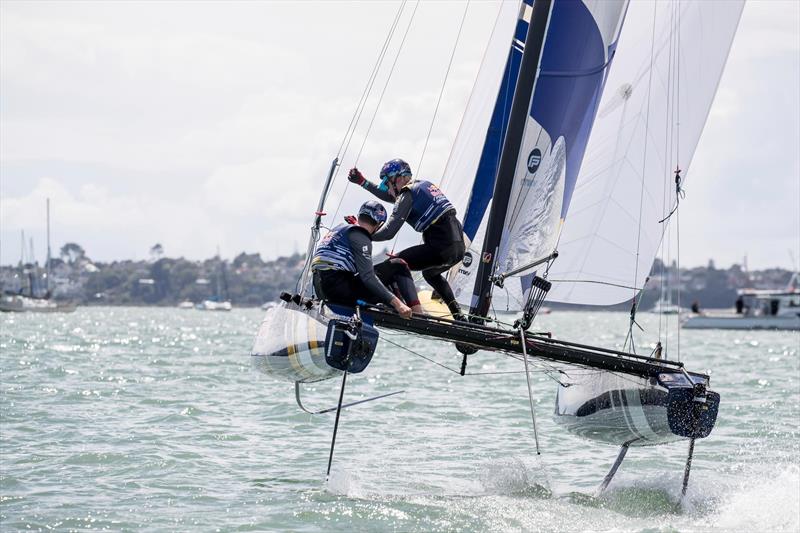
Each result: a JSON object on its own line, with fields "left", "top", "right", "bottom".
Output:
{"left": 1, "top": 0, "right": 798, "bottom": 270}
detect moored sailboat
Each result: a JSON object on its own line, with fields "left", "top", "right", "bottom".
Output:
{"left": 1, "top": 199, "right": 77, "bottom": 314}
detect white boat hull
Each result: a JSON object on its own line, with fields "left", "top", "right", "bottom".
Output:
{"left": 554, "top": 370, "right": 718, "bottom": 446}
{"left": 683, "top": 314, "right": 799, "bottom": 331}
{"left": 251, "top": 305, "right": 340, "bottom": 383}
{"left": 197, "top": 300, "right": 232, "bottom": 311}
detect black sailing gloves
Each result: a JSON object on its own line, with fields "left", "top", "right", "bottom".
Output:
{"left": 347, "top": 167, "right": 367, "bottom": 187}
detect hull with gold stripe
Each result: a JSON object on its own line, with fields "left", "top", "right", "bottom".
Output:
{"left": 251, "top": 305, "right": 341, "bottom": 383}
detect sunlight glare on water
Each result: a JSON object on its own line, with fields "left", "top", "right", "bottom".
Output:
{"left": 1, "top": 307, "right": 798, "bottom": 531}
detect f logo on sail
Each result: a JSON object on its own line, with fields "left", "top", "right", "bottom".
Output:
{"left": 527, "top": 148, "right": 542, "bottom": 174}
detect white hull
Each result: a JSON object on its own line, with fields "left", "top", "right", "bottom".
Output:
{"left": 197, "top": 300, "right": 232, "bottom": 311}
{"left": 554, "top": 370, "right": 718, "bottom": 446}
{"left": 251, "top": 305, "right": 340, "bottom": 383}
{"left": 683, "top": 314, "right": 799, "bottom": 331}
{"left": 649, "top": 303, "right": 685, "bottom": 315}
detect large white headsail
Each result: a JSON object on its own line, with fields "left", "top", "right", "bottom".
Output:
{"left": 547, "top": 0, "right": 745, "bottom": 305}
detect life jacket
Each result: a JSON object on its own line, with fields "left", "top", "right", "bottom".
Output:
{"left": 311, "top": 224, "right": 369, "bottom": 273}
{"left": 403, "top": 180, "right": 455, "bottom": 232}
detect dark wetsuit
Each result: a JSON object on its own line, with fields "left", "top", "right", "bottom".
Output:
{"left": 363, "top": 180, "right": 465, "bottom": 306}
{"left": 311, "top": 224, "right": 418, "bottom": 307}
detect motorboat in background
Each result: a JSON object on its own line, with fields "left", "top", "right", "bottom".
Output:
{"left": 683, "top": 273, "right": 800, "bottom": 330}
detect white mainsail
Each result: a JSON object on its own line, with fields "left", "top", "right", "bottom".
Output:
{"left": 547, "top": 0, "right": 745, "bottom": 305}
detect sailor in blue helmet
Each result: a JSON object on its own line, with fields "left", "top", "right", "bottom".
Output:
{"left": 348, "top": 159, "right": 467, "bottom": 321}
{"left": 312, "top": 200, "right": 417, "bottom": 319}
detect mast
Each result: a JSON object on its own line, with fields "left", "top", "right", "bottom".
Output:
{"left": 46, "top": 198, "right": 51, "bottom": 294}
{"left": 469, "top": 0, "right": 553, "bottom": 319}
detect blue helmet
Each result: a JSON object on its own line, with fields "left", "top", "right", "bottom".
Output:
{"left": 358, "top": 200, "right": 387, "bottom": 224}
{"left": 378, "top": 158, "right": 412, "bottom": 191}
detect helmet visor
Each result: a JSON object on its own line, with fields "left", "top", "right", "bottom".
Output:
{"left": 378, "top": 175, "right": 392, "bottom": 192}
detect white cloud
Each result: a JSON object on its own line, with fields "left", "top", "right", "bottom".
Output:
{"left": 1, "top": 0, "right": 797, "bottom": 270}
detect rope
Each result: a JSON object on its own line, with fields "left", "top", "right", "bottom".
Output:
{"left": 389, "top": 0, "right": 470, "bottom": 255}
{"left": 295, "top": 1, "right": 407, "bottom": 293}
{"left": 379, "top": 330, "right": 569, "bottom": 386}
{"left": 438, "top": 0, "right": 506, "bottom": 192}
{"left": 625, "top": 0, "right": 659, "bottom": 354}
{"left": 416, "top": 0, "right": 470, "bottom": 177}
{"left": 675, "top": 0, "right": 683, "bottom": 362}
{"left": 331, "top": 0, "right": 421, "bottom": 224}
{"left": 546, "top": 278, "right": 641, "bottom": 291}
{"left": 335, "top": 1, "right": 407, "bottom": 162}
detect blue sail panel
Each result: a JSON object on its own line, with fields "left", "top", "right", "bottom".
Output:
{"left": 494, "top": 0, "right": 629, "bottom": 308}
{"left": 461, "top": 0, "right": 532, "bottom": 241}
{"left": 530, "top": 0, "right": 627, "bottom": 219}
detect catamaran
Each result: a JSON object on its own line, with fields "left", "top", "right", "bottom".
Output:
{"left": 251, "top": 0, "right": 744, "bottom": 495}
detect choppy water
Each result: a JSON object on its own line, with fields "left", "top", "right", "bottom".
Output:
{"left": 1, "top": 307, "right": 798, "bottom": 532}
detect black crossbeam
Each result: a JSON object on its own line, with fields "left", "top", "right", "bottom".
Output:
{"left": 360, "top": 306, "right": 700, "bottom": 379}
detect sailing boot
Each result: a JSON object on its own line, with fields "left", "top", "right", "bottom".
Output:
{"left": 447, "top": 300, "right": 478, "bottom": 356}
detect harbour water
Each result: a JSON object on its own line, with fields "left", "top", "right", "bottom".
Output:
{"left": 1, "top": 307, "right": 798, "bottom": 531}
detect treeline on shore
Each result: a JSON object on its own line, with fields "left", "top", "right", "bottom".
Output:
{"left": 1, "top": 242, "right": 795, "bottom": 309}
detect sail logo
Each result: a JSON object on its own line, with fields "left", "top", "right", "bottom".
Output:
{"left": 462, "top": 252, "right": 473, "bottom": 267}
{"left": 527, "top": 148, "right": 542, "bottom": 174}
{"left": 482, "top": 252, "right": 492, "bottom": 264}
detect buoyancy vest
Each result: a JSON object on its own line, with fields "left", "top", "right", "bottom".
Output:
{"left": 404, "top": 180, "right": 455, "bottom": 232}
{"left": 311, "top": 224, "right": 368, "bottom": 273}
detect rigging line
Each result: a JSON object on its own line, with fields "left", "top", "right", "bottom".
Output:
{"left": 626, "top": 0, "right": 660, "bottom": 354}
{"left": 335, "top": 0, "right": 407, "bottom": 161}
{"left": 675, "top": 0, "right": 682, "bottom": 361}
{"left": 354, "top": 0, "right": 421, "bottom": 166}
{"left": 658, "top": 0, "right": 676, "bottom": 344}
{"left": 331, "top": 0, "right": 420, "bottom": 224}
{"left": 379, "top": 336, "right": 462, "bottom": 375}
{"left": 546, "top": 278, "right": 641, "bottom": 291}
{"left": 323, "top": 1, "right": 407, "bottom": 233}
{"left": 438, "top": 0, "right": 505, "bottom": 191}
{"left": 380, "top": 331, "right": 568, "bottom": 386}
{"left": 417, "top": 0, "right": 471, "bottom": 177}
{"left": 332, "top": 1, "right": 407, "bottom": 194}
{"left": 658, "top": 0, "right": 679, "bottom": 355}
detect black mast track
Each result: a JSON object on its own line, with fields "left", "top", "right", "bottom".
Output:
{"left": 470, "top": 0, "right": 553, "bottom": 320}
{"left": 360, "top": 305, "right": 700, "bottom": 380}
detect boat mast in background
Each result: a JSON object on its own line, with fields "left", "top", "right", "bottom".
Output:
{"left": 46, "top": 198, "right": 52, "bottom": 295}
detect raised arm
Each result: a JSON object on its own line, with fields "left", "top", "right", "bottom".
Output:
{"left": 371, "top": 191, "right": 412, "bottom": 242}
{"left": 348, "top": 168, "right": 395, "bottom": 202}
